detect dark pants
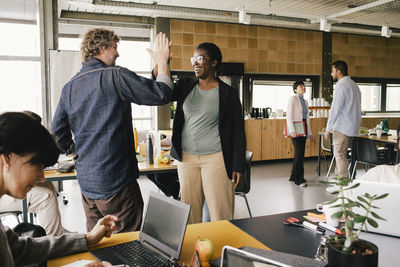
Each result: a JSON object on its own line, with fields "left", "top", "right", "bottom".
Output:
{"left": 81, "top": 179, "right": 144, "bottom": 233}
{"left": 147, "top": 172, "right": 180, "bottom": 199}
{"left": 290, "top": 136, "right": 306, "bottom": 185}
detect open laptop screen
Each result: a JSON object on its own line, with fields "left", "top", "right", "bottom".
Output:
{"left": 140, "top": 191, "right": 190, "bottom": 260}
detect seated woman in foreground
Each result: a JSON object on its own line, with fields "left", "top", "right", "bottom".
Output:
{"left": 0, "top": 112, "right": 117, "bottom": 267}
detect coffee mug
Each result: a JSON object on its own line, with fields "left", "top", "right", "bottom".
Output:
{"left": 316, "top": 203, "right": 342, "bottom": 227}
{"left": 376, "top": 129, "right": 383, "bottom": 138}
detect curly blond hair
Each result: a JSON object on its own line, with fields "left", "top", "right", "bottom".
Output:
{"left": 80, "top": 28, "right": 120, "bottom": 64}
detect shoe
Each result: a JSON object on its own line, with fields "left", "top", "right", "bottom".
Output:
{"left": 299, "top": 182, "right": 307, "bottom": 187}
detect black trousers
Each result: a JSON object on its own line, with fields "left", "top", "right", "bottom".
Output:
{"left": 290, "top": 136, "right": 306, "bottom": 185}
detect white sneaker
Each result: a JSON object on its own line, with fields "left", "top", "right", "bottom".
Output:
{"left": 299, "top": 182, "right": 307, "bottom": 187}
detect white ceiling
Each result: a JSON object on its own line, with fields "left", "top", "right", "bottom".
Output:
{"left": 61, "top": 0, "right": 400, "bottom": 37}
{"left": 1, "top": 0, "right": 399, "bottom": 37}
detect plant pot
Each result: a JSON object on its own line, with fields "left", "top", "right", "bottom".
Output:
{"left": 328, "top": 239, "right": 378, "bottom": 267}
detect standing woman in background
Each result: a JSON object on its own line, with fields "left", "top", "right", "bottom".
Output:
{"left": 286, "top": 81, "right": 313, "bottom": 187}
{"left": 164, "top": 42, "right": 246, "bottom": 224}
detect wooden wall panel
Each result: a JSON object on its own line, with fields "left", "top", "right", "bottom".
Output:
{"left": 170, "top": 19, "right": 322, "bottom": 75}
{"left": 332, "top": 33, "right": 400, "bottom": 78}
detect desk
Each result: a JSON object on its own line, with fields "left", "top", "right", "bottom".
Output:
{"left": 317, "top": 131, "right": 399, "bottom": 176}
{"left": 232, "top": 210, "right": 400, "bottom": 267}
{"left": 21, "top": 162, "right": 177, "bottom": 223}
{"left": 48, "top": 220, "right": 269, "bottom": 267}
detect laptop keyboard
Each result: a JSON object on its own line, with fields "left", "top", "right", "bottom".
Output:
{"left": 111, "top": 240, "right": 172, "bottom": 267}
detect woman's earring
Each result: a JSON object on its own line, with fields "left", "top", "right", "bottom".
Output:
{"left": 5, "top": 164, "right": 9, "bottom": 171}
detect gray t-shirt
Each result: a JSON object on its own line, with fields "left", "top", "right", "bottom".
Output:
{"left": 181, "top": 84, "right": 222, "bottom": 154}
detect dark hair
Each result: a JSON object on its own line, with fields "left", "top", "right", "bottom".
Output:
{"left": 196, "top": 42, "right": 222, "bottom": 69}
{"left": 293, "top": 81, "right": 305, "bottom": 93}
{"left": 0, "top": 112, "right": 59, "bottom": 167}
{"left": 23, "top": 110, "right": 42, "bottom": 123}
{"left": 397, "top": 124, "right": 400, "bottom": 137}
{"left": 332, "top": 60, "right": 348, "bottom": 76}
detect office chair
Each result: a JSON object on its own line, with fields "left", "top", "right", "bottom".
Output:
{"left": 350, "top": 137, "right": 390, "bottom": 179}
{"left": 235, "top": 151, "right": 253, "bottom": 218}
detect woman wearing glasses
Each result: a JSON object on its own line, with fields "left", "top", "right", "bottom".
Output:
{"left": 166, "top": 43, "right": 245, "bottom": 224}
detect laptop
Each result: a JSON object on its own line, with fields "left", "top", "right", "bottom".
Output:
{"left": 220, "top": 246, "right": 291, "bottom": 267}
{"left": 347, "top": 180, "right": 400, "bottom": 237}
{"left": 91, "top": 191, "right": 190, "bottom": 266}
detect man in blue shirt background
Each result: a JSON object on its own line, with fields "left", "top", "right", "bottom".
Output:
{"left": 52, "top": 28, "right": 173, "bottom": 232}
{"left": 324, "top": 60, "right": 361, "bottom": 178}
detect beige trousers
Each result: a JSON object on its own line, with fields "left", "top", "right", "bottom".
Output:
{"left": 178, "top": 151, "right": 234, "bottom": 224}
{"left": 332, "top": 131, "right": 351, "bottom": 178}
{"left": 0, "top": 182, "right": 69, "bottom": 236}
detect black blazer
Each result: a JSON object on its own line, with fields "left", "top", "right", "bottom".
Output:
{"left": 170, "top": 77, "right": 246, "bottom": 178}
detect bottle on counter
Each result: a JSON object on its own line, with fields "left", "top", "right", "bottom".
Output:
{"left": 146, "top": 133, "right": 154, "bottom": 165}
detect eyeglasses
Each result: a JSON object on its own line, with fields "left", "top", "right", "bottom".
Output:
{"left": 190, "top": 55, "right": 207, "bottom": 65}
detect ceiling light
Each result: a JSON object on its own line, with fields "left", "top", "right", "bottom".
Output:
{"left": 320, "top": 18, "right": 331, "bottom": 32}
{"left": 239, "top": 10, "right": 251, "bottom": 25}
{"left": 381, "top": 25, "right": 392, "bottom": 38}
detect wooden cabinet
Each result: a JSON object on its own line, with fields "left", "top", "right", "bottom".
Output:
{"left": 245, "top": 117, "right": 400, "bottom": 161}
{"left": 245, "top": 118, "right": 327, "bottom": 161}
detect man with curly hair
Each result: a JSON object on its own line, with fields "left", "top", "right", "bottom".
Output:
{"left": 52, "top": 28, "right": 173, "bottom": 232}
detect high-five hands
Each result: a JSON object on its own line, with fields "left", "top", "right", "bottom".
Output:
{"left": 147, "top": 32, "right": 172, "bottom": 76}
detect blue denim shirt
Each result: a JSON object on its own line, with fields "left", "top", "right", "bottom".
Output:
{"left": 52, "top": 58, "right": 172, "bottom": 199}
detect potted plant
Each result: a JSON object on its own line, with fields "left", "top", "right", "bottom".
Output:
{"left": 321, "top": 176, "right": 388, "bottom": 267}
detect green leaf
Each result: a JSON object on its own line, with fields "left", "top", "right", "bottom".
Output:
{"left": 332, "top": 211, "right": 343, "bottom": 219}
{"left": 346, "top": 220, "right": 354, "bottom": 230}
{"left": 320, "top": 180, "right": 339, "bottom": 185}
{"left": 374, "top": 193, "right": 389, "bottom": 200}
{"left": 367, "top": 217, "right": 378, "bottom": 228}
{"left": 354, "top": 215, "right": 366, "bottom": 223}
{"left": 331, "top": 191, "right": 340, "bottom": 195}
{"left": 365, "top": 193, "right": 372, "bottom": 199}
{"left": 371, "top": 211, "right": 386, "bottom": 221}
{"left": 324, "top": 198, "right": 340, "bottom": 205}
{"left": 357, "top": 196, "right": 369, "bottom": 204}
{"left": 346, "top": 210, "right": 356, "bottom": 218}
{"left": 355, "top": 201, "right": 367, "bottom": 210}
{"left": 329, "top": 204, "right": 343, "bottom": 208}
{"left": 345, "top": 202, "right": 359, "bottom": 208}
{"left": 344, "top": 183, "right": 360, "bottom": 190}
{"left": 370, "top": 205, "right": 380, "bottom": 209}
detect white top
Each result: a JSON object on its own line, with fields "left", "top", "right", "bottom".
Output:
{"left": 286, "top": 95, "right": 312, "bottom": 137}
{"left": 326, "top": 76, "right": 361, "bottom": 137}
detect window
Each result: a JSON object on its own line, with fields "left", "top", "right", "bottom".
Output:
{"left": 252, "top": 81, "right": 311, "bottom": 112}
{"left": 0, "top": 21, "right": 42, "bottom": 117}
{"left": 386, "top": 84, "right": 400, "bottom": 111}
{"left": 359, "top": 84, "right": 381, "bottom": 112}
{"left": 58, "top": 37, "right": 154, "bottom": 130}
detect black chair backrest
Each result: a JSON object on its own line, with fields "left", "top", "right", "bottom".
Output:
{"left": 235, "top": 151, "right": 253, "bottom": 194}
{"left": 355, "top": 138, "right": 380, "bottom": 164}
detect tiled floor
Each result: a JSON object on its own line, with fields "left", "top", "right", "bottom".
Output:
{"left": 53, "top": 157, "right": 360, "bottom": 233}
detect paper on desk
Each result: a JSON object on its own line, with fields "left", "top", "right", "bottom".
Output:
{"left": 61, "top": 260, "right": 94, "bottom": 267}
{"left": 171, "top": 160, "right": 179, "bottom": 166}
